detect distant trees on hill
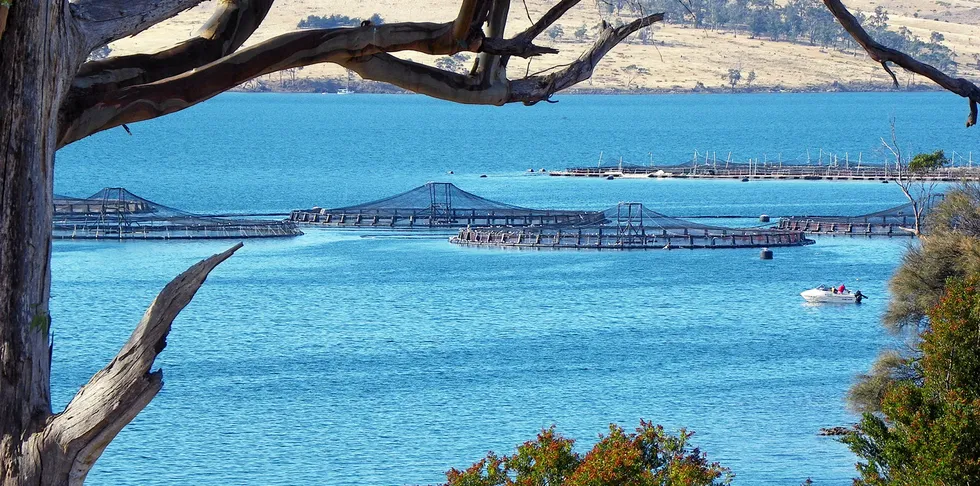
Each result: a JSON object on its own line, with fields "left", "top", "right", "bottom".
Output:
{"left": 297, "top": 13, "right": 384, "bottom": 29}
{"left": 631, "top": 0, "right": 957, "bottom": 74}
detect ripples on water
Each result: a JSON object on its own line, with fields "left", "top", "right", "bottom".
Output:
{"left": 51, "top": 93, "right": 969, "bottom": 485}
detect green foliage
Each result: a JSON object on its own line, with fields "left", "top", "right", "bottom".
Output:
{"left": 0, "top": 0, "right": 12, "bottom": 8}
{"left": 884, "top": 185, "right": 980, "bottom": 330}
{"left": 444, "top": 421, "right": 733, "bottom": 486}
{"left": 908, "top": 150, "right": 949, "bottom": 172}
{"left": 297, "top": 13, "right": 384, "bottom": 29}
{"left": 29, "top": 304, "right": 50, "bottom": 336}
{"left": 726, "top": 68, "right": 741, "bottom": 89}
{"left": 847, "top": 351, "right": 920, "bottom": 414}
{"left": 844, "top": 276, "right": 980, "bottom": 484}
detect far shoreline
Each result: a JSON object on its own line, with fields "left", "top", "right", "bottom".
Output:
{"left": 229, "top": 79, "right": 950, "bottom": 97}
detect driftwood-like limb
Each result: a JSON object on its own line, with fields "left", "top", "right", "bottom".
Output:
{"left": 69, "top": 0, "right": 207, "bottom": 49}
{"left": 823, "top": 0, "right": 980, "bottom": 127}
{"left": 45, "top": 243, "right": 241, "bottom": 484}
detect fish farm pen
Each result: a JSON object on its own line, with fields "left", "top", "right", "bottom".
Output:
{"left": 549, "top": 160, "right": 980, "bottom": 182}
{"left": 451, "top": 203, "right": 813, "bottom": 250}
{"left": 54, "top": 188, "right": 302, "bottom": 240}
{"left": 776, "top": 198, "right": 941, "bottom": 237}
{"left": 290, "top": 182, "right": 596, "bottom": 228}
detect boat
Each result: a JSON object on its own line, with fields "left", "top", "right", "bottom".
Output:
{"left": 801, "top": 285, "right": 865, "bottom": 303}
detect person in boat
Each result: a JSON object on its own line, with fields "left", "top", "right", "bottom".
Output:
{"left": 838, "top": 284, "right": 846, "bottom": 293}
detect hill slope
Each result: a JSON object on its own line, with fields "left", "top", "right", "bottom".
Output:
{"left": 108, "top": 0, "right": 980, "bottom": 92}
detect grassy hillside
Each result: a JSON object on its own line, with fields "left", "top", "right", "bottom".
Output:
{"left": 109, "top": 0, "right": 980, "bottom": 92}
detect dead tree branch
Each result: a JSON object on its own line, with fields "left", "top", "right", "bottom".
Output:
{"left": 823, "top": 0, "right": 980, "bottom": 127}
{"left": 45, "top": 243, "right": 241, "bottom": 484}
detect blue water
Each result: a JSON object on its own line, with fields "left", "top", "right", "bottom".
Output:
{"left": 51, "top": 93, "right": 973, "bottom": 485}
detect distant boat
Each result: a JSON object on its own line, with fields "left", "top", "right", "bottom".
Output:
{"left": 336, "top": 88, "right": 352, "bottom": 95}
{"left": 801, "top": 285, "right": 865, "bottom": 303}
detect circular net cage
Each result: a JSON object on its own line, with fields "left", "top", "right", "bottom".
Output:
{"left": 54, "top": 188, "right": 302, "bottom": 240}
{"left": 452, "top": 202, "right": 813, "bottom": 249}
{"left": 776, "top": 194, "right": 944, "bottom": 236}
{"left": 290, "top": 182, "right": 596, "bottom": 228}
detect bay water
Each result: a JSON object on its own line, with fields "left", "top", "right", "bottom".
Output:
{"left": 52, "top": 92, "right": 974, "bottom": 484}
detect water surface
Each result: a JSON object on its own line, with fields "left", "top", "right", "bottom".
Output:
{"left": 52, "top": 92, "right": 967, "bottom": 485}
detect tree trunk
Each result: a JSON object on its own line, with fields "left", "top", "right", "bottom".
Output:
{"left": 0, "top": 8, "right": 240, "bottom": 475}
{"left": 1, "top": 2, "right": 94, "bottom": 484}
{"left": 0, "top": 1, "right": 72, "bottom": 483}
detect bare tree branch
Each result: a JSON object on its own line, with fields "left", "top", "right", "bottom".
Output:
{"left": 477, "top": 0, "right": 512, "bottom": 86}
{"left": 58, "top": 2, "right": 662, "bottom": 145}
{"left": 823, "top": 0, "right": 980, "bottom": 127}
{"left": 69, "top": 0, "right": 208, "bottom": 50}
{"left": 74, "top": 0, "right": 274, "bottom": 90}
{"left": 46, "top": 243, "right": 242, "bottom": 485}
{"left": 519, "top": 0, "right": 582, "bottom": 40}
{"left": 348, "top": 13, "right": 664, "bottom": 105}
{"left": 510, "top": 13, "right": 664, "bottom": 104}
{"left": 63, "top": 0, "right": 275, "bottom": 131}
{"left": 59, "top": 21, "right": 479, "bottom": 146}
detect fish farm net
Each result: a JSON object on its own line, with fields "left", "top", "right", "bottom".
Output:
{"left": 776, "top": 195, "right": 943, "bottom": 236}
{"left": 54, "top": 188, "right": 302, "bottom": 240}
{"left": 451, "top": 202, "right": 813, "bottom": 249}
{"left": 290, "top": 182, "right": 596, "bottom": 228}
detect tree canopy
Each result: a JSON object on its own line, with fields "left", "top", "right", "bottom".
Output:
{"left": 444, "top": 421, "right": 733, "bottom": 486}
{"left": 843, "top": 275, "right": 980, "bottom": 484}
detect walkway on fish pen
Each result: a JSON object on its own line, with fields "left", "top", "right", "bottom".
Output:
{"left": 776, "top": 196, "right": 943, "bottom": 237}
{"left": 451, "top": 202, "right": 813, "bottom": 250}
{"left": 54, "top": 188, "right": 303, "bottom": 240}
{"left": 290, "top": 182, "right": 597, "bottom": 228}
{"left": 550, "top": 163, "right": 980, "bottom": 182}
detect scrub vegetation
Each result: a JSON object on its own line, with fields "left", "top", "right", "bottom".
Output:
{"left": 844, "top": 183, "right": 980, "bottom": 484}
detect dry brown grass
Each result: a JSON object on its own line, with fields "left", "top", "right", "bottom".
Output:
{"left": 109, "top": 0, "right": 980, "bottom": 91}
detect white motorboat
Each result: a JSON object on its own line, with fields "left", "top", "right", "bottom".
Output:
{"left": 801, "top": 285, "right": 866, "bottom": 303}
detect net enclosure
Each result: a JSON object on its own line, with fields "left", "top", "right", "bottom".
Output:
{"left": 54, "top": 188, "right": 302, "bottom": 240}
{"left": 451, "top": 202, "right": 813, "bottom": 249}
{"left": 776, "top": 195, "right": 943, "bottom": 236}
{"left": 290, "top": 182, "right": 596, "bottom": 228}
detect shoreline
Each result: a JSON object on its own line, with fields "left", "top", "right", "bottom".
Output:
{"left": 231, "top": 79, "right": 949, "bottom": 96}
